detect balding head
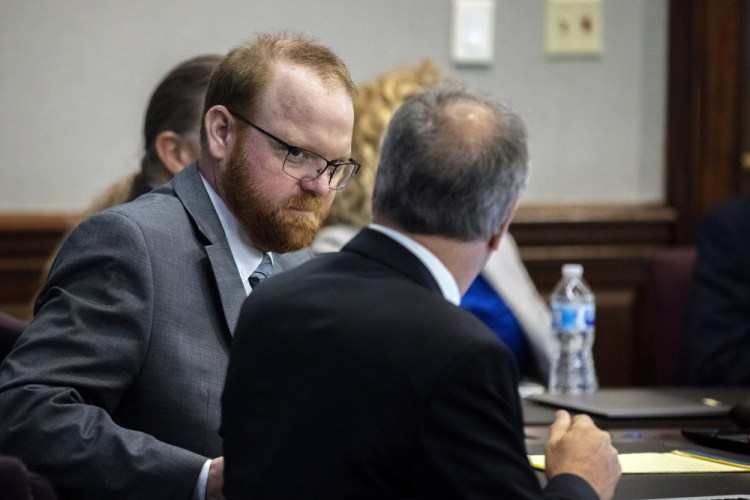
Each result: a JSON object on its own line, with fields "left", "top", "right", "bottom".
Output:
{"left": 372, "top": 82, "right": 528, "bottom": 242}
{"left": 431, "top": 97, "right": 498, "bottom": 174}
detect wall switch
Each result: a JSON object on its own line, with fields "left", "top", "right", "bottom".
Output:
{"left": 451, "top": 0, "right": 495, "bottom": 65}
{"left": 545, "top": 0, "right": 603, "bottom": 56}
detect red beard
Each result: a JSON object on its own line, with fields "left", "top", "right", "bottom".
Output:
{"left": 221, "top": 139, "right": 330, "bottom": 253}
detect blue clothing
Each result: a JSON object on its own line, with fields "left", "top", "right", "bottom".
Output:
{"left": 461, "top": 274, "right": 528, "bottom": 370}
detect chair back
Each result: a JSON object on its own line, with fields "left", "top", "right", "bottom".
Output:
{"left": 636, "top": 246, "right": 697, "bottom": 385}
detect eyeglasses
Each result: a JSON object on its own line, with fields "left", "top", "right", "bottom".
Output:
{"left": 228, "top": 110, "right": 360, "bottom": 190}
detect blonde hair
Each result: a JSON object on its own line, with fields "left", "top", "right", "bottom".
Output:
{"left": 324, "top": 59, "right": 442, "bottom": 228}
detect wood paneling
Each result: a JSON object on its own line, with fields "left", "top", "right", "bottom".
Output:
{"left": 0, "top": 213, "right": 79, "bottom": 320}
{"left": 0, "top": 205, "right": 676, "bottom": 386}
{"left": 667, "top": 0, "right": 745, "bottom": 243}
{"left": 742, "top": 0, "right": 750, "bottom": 192}
{"left": 511, "top": 204, "right": 678, "bottom": 386}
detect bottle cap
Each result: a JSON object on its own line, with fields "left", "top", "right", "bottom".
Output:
{"left": 562, "top": 263, "right": 583, "bottom": 277}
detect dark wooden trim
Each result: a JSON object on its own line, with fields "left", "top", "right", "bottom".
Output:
{"left": 0, "top": 205, "right": 676, "bottom": 385}
{"left": 742, "top": 0, "right": 750, "bottom": 191}
{"left": 512, "top": 204, "right": 677, "bottom": 289}
{"left": 0, "top": 213, "right": 79, "bottom": 232}
{"left": 511, "top": 204, "right": 679, "bottom": 386}
{"left": 0, "top": 213, "right": 79, "bottom": 320}
{"left": 666, "top": 0, "right": 744, "bottom": 244}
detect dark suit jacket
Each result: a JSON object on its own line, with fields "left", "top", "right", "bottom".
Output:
{"left": 222, "top": 228, "right": 596, "bottom": 500}
{"left": 0, "top": 312, "right": 26, "bottom": 363}
{"left": 0, "top": 164, "right": 311, "bottom": 499}
{"left": 687, "top": 193, "right": 750, "bottom": 385}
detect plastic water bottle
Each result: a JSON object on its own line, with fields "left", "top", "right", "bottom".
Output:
{"left": 548, "top": 263, "right": 598, "bottom": 394}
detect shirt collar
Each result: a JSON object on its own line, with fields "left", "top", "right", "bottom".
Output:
{"left": 200, "top": 174, "right": 268, "bottom": 295}
{"left": 369, "top": 224, "right": 461, "bottom": 305}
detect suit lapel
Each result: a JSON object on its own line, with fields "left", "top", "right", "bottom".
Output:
{"left": 173, "top": 163, "right": 246, "bottom": 334}
{"left": 271, "top": 248, "right": 315, "bottom": 273}
{"left": 342, "top": 228, "right": 442, "bottom": 295}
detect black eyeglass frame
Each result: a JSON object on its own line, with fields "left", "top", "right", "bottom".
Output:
{"left": 227, "top": 109, "right": 360, "bottom": 190}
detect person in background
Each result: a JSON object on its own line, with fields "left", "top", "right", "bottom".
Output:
{"left": 687, "top": 192, "right": 750, "bottom": 385}
{"left": 223, "top": 82, "right": 621, "bottom": 500}
{"left": 39, "top": 54, "right": 222, "bottom": 286}
{"left": 313, "top": 60, "right": 554, "bottom": 385}
{"left": 0, "top": 32, "right": 357, "bottom": 500}
{"left": 92, "top": 54, "right": 224, "bottom": 211}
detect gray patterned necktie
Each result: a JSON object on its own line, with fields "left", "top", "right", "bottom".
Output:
{"left": 248, "top": 253, "right": 274, "bottom": 289}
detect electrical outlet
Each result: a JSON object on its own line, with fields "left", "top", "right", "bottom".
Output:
{"left": 544, "top": 0, "right": 603, "bottom": 56}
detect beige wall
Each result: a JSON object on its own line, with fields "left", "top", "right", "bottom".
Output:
{"left": 0, "top": 0, "right": 666, "bottom": 211}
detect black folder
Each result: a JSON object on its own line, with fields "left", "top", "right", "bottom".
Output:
{"left": 528, "top": 388, "right": 748, "bottom": 419}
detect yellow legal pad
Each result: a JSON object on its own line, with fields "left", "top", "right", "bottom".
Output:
{"left": 528, "top": 450, "right": 750, "bottom": 474}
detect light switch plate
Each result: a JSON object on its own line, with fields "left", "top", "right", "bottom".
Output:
{"left": 451, "top": 0, "right": 495, "bottom": 65}
{"left": 544, "top": 0, "right": 603, "bottom": 56}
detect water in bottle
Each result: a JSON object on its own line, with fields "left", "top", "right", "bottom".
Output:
{"left": 548, "top": 263, "right": 598, "bottom": 394}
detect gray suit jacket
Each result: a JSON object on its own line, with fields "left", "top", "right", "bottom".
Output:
{"left": 0, "top": 164, "right": 311, "bottom": 499}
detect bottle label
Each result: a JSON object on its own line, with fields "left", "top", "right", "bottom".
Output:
{"left": 553, "top": 303, "right": 595, "bottom": 333}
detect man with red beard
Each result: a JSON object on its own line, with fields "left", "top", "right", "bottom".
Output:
{"left": 0, "top": 33, "right": 357, "bottom": 500}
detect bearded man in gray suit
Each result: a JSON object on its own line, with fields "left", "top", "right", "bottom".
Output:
{"left": 0, "top": 32, "right": 358, "bottom": 500}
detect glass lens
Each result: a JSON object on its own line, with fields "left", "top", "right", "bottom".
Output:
{"left": 283, "top": 149, "right": 328, "bottom": 182}
{"left": 282, "top": 149, "right": 359, "bottom": 189}
{"left": 330, "top": 163, "right": 359, "bottom": 190}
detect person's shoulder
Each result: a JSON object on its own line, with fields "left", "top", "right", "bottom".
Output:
{"left": 706, "top": 192, "right": 750, "bottom": 222}
{"left": 390, "top": 294, "right": 518, "bottom": 383}
{"left": 73, "top": 186, "right": 186, "bottom": 244}
{"left": 698, "top": 193, "right": 750, "bottom": 242}
{"left": 107, "top": 184, "right": 182, "bottom": 219}
{"left": 365, "top": 275, "right": 509, "bottom": 355}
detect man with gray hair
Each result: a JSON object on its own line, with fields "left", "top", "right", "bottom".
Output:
{"left": 222, "top": 82, "right": 621, "bottom": 499}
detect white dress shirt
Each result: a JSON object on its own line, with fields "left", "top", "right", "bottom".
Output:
{"left": 194, "top": 174, "right": 270, "bottom": 499}
{"left": 369, "top": 224, "right": 461, "bottom": 305}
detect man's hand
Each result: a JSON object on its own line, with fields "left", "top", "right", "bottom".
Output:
{"left": 206, "top": 456, "right": 225, "bottom": 500}
{"left": 544, "top": 410, "right": 621, "bottom": 500}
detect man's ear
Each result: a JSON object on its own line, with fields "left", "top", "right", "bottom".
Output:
{"left": 154, "top": 131, "right": 197, "bottom": 175}
{"left": 203, "top": 106, "right": 233, "bottom": 162}
{"left": 488, "top": 198, "right": 520, "bottom": 251}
